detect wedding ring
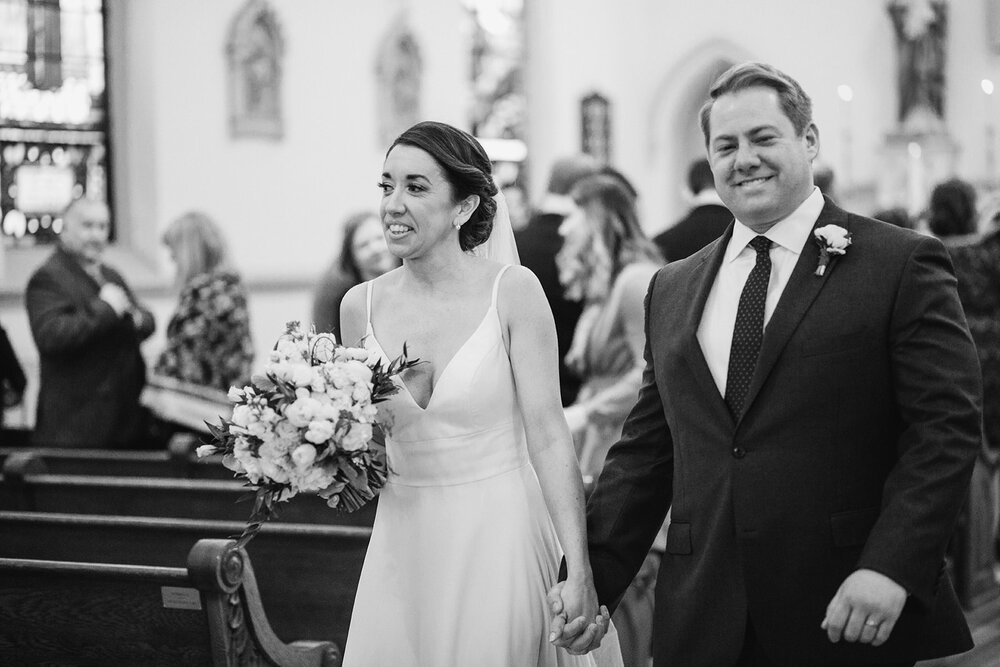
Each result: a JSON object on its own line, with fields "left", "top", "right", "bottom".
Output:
{"left": 864, "top": 619, "right": 880, "bottom": 627}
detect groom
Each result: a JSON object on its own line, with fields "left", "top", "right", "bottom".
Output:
{"left": 551, "top": 62, "right": 982, "bottom": 666}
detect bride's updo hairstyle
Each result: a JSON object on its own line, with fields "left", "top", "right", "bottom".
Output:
{"left": 389, "top": 121, "right": 498, "bottom": 252}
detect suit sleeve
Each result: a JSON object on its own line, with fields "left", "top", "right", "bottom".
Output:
{"left": 857, "top": 235, "right": 982, "bottom": 607}
{"left": 586, "top": 270, "right": 675, "bottom": 611}
{"left": 26, "top": 267, "right": 122, "bottom": 355}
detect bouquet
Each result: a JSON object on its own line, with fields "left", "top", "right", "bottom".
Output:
{"left": 199, "top": 321, "right": 419, "bottom": 547}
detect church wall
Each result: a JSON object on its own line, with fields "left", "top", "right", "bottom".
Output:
{"left": 525, "top": 0, "right": 996, "bottom": 231}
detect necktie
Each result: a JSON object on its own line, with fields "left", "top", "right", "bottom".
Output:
{"left": 725, "top": 235, "right": 772, "bottom": 418}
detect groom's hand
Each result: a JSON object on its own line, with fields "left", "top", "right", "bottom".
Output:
{"left": 821, "top": 568, "right": 907, "bottom": 647}
{"left": 546, "top": 581, "right": 611, "bottom": 654}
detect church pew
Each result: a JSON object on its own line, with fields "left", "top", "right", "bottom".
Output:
{"left": 0, "top": 456, "right": 378, "bottom": 527}
{"left": 0, "top": 538, "right": 340, "bottom": 666}
{"left": 0, "top": 511, "right": 370, "bottom": 650}
{"left": 0, "top": 447, "right": 234, "bottom": 480}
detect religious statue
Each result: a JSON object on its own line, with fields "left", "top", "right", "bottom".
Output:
{"left": 887, "top": 0, "right": 947, "bottom": 126}
{"left": 376, "top": 18, "right": 423, "bottom": 147}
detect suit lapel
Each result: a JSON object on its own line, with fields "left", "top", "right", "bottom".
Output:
{"left": 679, "top": 224, "right": 734, "bottom": 423}
{"left": 739, "top": 200, "right": 851, "bottom": 421}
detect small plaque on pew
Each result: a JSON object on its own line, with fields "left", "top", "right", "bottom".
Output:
{"left": 161, "top": 586, "right": 202, "bottom": 610}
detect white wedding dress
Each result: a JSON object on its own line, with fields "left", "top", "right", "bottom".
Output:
{"left": 342, "top": 266, "right": 621, "bottom": 666}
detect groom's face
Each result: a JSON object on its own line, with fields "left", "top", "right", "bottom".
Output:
{"left": 707, "top": 86, "right": 819, "bottom": 233}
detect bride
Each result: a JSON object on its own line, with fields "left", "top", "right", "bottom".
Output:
{"left": 339, "top": 121, "right": 620, "bottom": 666}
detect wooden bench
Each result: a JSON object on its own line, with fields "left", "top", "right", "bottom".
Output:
{"left": 0, "top": 447, "right": 233, "bottom": 480}
{"left": 0, "top": 538, "right": 340, "bottom": 666}
{"left": 0, "top": 511, "right": 371, "bottom": 650}
{"left": 0, "top": 454, "right": 377, "bottom": 528}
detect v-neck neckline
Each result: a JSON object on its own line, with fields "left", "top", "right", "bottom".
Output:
{"left": 367, "top": 307, "right": 494, "bottom": 412}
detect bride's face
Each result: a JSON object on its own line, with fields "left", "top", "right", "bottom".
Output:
{"left": 378, "top": 144, "right": 464, "bottom": 259}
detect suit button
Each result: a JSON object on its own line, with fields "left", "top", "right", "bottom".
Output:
{"left": 732, "top": 447, "right": 746, "bottom": 459}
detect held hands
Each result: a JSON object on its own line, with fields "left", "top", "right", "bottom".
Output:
{"left": 98, "top": 283, "right": 131, "bottom": 317}
{"left": 821, "top": 568, "right": 907, "bottom": 647}
{"left": 546, "top": 579, "right": 611, "bottom": 655}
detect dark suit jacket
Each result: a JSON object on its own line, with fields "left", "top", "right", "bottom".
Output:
{"left": 587, "top": 200, "right": 981, "bottom": 665}
{"left": 26, "top": 246, "right": 155, "bottom": 448}
{"left": 653, "top": 203, "right": 732, "bottom": 263}
{"left": 515, "top": 211, "right": 583, "bottom": 406}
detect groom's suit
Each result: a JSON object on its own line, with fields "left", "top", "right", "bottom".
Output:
{"left": 586, "top": 198, "right": 982, "bottom": 665}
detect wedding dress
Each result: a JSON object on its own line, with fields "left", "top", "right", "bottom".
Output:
{"left": 342, "top": 265, "right": 621, "bottom": 666}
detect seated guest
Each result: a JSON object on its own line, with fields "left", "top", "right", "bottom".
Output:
{"left": 0, "top": 321, "right": 26, "bottom": 426}
{"left": 312, "top": 211, "right": 397, "bottom": 343}
{"left": 653, "top": 158, "right": 731, "bottom": 262}
{"left": 26, "top": 198, "right": 155, "bottom": 448}
{"left": 155, "top": 211, "right": 254, "bottom": 392}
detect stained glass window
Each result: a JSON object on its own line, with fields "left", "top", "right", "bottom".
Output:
{"left": 0, "top": 0, "right": 108, "bottom": 247}
{"left": 464, "top": 0, "right": 527, "bottom": 204}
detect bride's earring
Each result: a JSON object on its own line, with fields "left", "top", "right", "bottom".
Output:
{"left": 453, "top": 220, "right": 462, "bottom": 230}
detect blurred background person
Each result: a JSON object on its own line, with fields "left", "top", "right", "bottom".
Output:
{"left": 653, "top": 158, "right": 731, "bottom": 263}
{"left": 813, "top": 161, "right": 837, "bottom": 202}
{"left": 558, "top": 173, "right": 663, "bottom": 483}
{"left": 154, "top": 211, "right": 254, "bottom": 392}
{"left": 557, "top": 173, "right": 664, "bottom": 667}
{"left": 515, "top": 154, "right": 601, "bottom": 407}
{"left": 928, "top": 181, "right": 1000, "bottom": 574}
{"left": 312, "top": 211, "right": 398, "bottom": 344}
{"left": 0, "top": 321, "right": 26, "bottom": 428}
{"left": 26, "top": 198, "right": 155, "bottom": 448}
{"left": 873, "top": 205, "right": 913, "bottom": 229}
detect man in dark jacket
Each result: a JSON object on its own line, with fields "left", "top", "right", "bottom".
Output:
{"left": 653, "top": 158, "right": 731, "bottom": 263}
{"left": 26, "top": 198, "right": 155, "bottom": 448}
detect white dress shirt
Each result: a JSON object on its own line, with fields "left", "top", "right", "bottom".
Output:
{"left": 696, "top": 187, "right": 825, "bottom": 396}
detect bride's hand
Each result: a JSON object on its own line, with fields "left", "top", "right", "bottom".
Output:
{"left": 547, "top": 580, "right": 610, "bottom": 654}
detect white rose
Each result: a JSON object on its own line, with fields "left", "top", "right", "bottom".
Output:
{"left": 274, "top": 419, "right": 299, "bottom": 440}
{"left": 291, "top": 444, "right": 318, "bottom": 469}
{"left": 305, "top": 419, "right": 336, "bottom": 444}
{"left": 338, "top": 346, "right": 370, "bottom": 362}
{"left": 295, "top": 387, "right": 311, "bottom": 400}
{"left": 227, "top": 386, "right": 245, "bottom": 402}
{"left": 231, "top": 404, "right": 254, "bottom": 427}
{"left": 259, "top": 456, "right": 290, "bottom": 484}
{"left": 327, "top": 364, "right": 352, "bottom": 390}
{"left": 344, "top": 359, "right": 374, "bottom": 386}
{"left": 276, "top": 338, "right": 301, "bottom": 360}
{"left": 285, "top": 396, "right": 320, "bottom": 428}
{"left": 196, "top": 444, "right": 217, "bottom": 458}
{"left": 815, "top": 225, "right": 852, "bottom": 252}
{"left": 340, "top": 421, "right": 373, "bottom": 452}
{"left": 292, "top": 364, "right": 315, "bottom": 387}
{"left": 246, "top": 420, "right": 268, "bottom": 438}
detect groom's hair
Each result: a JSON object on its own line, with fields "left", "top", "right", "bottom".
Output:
{"left": 698, "top": 62, "right": 813, "bottom": 145}
{"left": 390, "top": 121, "right": 498, "bottom": 252}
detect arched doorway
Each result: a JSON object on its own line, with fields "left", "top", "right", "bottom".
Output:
{"left": 645, "top": 40, "right": 752, "bottom": 235}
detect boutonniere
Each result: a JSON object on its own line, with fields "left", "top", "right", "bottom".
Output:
{"left": 813, "top": 225, "right": 852, "bottom": 276}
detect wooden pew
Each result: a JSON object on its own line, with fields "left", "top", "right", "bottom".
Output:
{"left": 0, "top": 454, "right": 378, "bottom": 528}
{"left": 0, "top": 511, "right": 371, "bottom": 651}
{"left": 0, "top": 538, "right": 340, "bottom": 666}
{"left": 0, "top": 447, "right": 233, "bottom": 480}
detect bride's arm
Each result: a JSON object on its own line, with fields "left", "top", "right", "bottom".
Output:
{"left": 338, "top": 283, "right": 368, "bottom": 349}
{"left": 500, "top": 266, "right": 597, "bottom": 621}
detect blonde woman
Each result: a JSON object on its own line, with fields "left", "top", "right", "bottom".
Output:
{"left": 155, "top": 211, "right": 253, "bottom": 391}
{"left": 557, "top": 174, "right": 663, "bottom": 483}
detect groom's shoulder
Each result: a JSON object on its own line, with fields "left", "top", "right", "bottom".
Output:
{"left": 843, "top": 209, "right": 943, "bottom": 263}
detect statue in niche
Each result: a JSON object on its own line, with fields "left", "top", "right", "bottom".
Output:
{"left": 227, "top": 0, "right": 284, "bottom": 139}
{"left": 887, "top": 0, "right": 947, "bottom": 128}
{"left": 376, "top": 19, "right": 423, "bottom": 147}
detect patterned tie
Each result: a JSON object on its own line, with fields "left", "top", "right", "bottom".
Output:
{"left": 725, "top": 235, "right": 772, "bottom": 418}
